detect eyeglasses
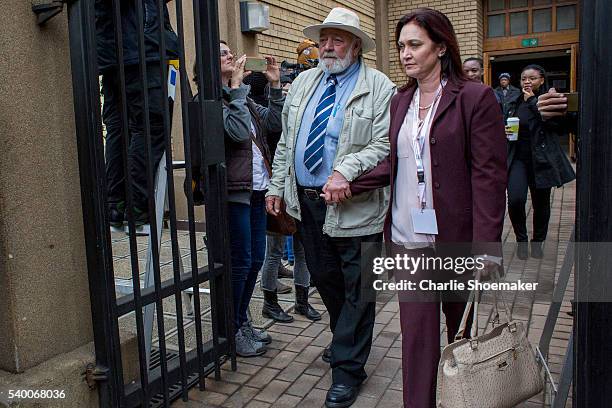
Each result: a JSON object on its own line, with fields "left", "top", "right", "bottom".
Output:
{"left": 521, "top": 76, "right": 542, "bottom": 82}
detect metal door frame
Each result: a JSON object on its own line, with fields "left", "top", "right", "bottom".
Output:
{"left": 66, "top": 0, "right": 234, "bottom": 406}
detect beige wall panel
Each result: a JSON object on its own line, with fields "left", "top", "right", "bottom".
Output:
{"left": 0, "top": 0, "right": 91, "bottom": 372}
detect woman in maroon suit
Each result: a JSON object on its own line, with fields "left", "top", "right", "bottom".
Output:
{"left": 350, "top": 8, "right": 507, "bottom": 408}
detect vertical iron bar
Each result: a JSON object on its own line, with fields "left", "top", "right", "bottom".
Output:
{"left": 176, "top": 0, "right": 206, "bottom": 391}
{"left": 216, "top": 165, "right": 236, "bottom": 370}
{"left": 192, "top": 0, "right": 221, "bottom": 380}
{"left": 174, "top": 0, "right": 207, "bottom": 392}
{"left": 552, "top": 334, "right": 574, "bottom": 408}
{"left": 109, "top": 0, "right": 150, "bottom": 405}
{"left": 203, "top": 165, "right": 222, "bottom": 380}
{"left": 67, "top": 0, "right": 124, "bottom": 406}
{"left": 156, "top": 0, "right": 190, "bottom": 402}
{"left": 193, "top": 0, "right": 221, "bottom": 100}
{"left": 133, "top": 0, "right": 170, "bottom": 404}
{"left": 575, "top": 0, "right": 612, "bottom": 406}
{"left": 221, "top": 170, "right": 236, "bottom": 371}
{"left": 192, "top": 0, "right": 233, "bottom": 377}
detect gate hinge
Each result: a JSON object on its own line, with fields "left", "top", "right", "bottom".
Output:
{"left": 85, "top": 363, "right": 109, "bottom": 390}
{"left": 31, "top": 0, "right": 73, "bottom": 26}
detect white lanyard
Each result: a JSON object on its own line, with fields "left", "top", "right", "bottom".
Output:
{"left": 411, "top": 84, "right": 443, "bottom": 209}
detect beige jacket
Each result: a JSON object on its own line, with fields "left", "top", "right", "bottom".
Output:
{"left": 267, "top": 61, "right": 395, "bottom": 237}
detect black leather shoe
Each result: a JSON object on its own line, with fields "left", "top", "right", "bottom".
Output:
{"left": 325, "top": 383, "right": 360, "bottom": 408}
{"left": 109, "top": 202, "right": 125, "bottom": 229}
{"left": 517, "top": 241, "right": 529, "bottom": 260}
{"left": 322, "top": 347, "right": 331, "bottom": 363}
{"left": 531, "top": 240, "right": 544, "bottom": 259}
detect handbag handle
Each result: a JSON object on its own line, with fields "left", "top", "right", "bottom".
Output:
{"left": 454, "top": 268, "right": 514, "bottom": 341}
{"left": 489, "top": 267, "right": 513, "bottom": 326}
{"left": 455, "top": 287, "right": 479, "bottom": 341}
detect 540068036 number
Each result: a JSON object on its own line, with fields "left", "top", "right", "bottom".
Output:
{"left": 7, "top": 389, "right": 66, "bottom": 399}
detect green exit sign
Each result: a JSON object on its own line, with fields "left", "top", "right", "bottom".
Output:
{"left": 522, "top": 38, "right": 539, "bottom": 47}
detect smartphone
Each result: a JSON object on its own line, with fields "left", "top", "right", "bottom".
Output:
{"left": 244, "top": 57, "right": 267, "bottom": 72}
{"left": 564, "top": 92, "right": 578, "bottom": 112}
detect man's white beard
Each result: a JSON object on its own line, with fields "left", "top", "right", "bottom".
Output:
{"left": 320, "top": 47, "right": 355, "bottom": 74}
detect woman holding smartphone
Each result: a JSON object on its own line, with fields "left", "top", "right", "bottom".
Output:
{"left": 193, "top": 41, "right": 284, "bottom": 357}
{"left": 506, "top": 64, "right": 575, "bottom": 259}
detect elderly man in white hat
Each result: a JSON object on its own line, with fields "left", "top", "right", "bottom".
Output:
{"left": 266, "top": 7, "right": 395, "bottom": 407}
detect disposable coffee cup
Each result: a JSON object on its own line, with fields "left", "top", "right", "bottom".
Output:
{"left": 506, "top": 117, "right": 519, "bottom": 141}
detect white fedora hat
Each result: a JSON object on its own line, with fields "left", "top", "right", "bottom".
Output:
{"left": 303, "top": 8, "right": 375, "bottom": 54}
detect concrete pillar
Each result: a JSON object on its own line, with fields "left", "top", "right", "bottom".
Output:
{"left": 375, "top": 0, "right": 390, "bottom": 75}
{"left": 0, "top": 0, "right": 92, "bottom": 373}
{"left": 0, "top": 0, "right": 96, "bottom": 406}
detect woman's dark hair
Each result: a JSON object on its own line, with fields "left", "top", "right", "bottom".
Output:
{"left": 193, "top": 40, "right": 229, "bottom": 88}
{"left": 394, "top": 8, "right": 465, "bottom": 89}
{"left": 521, "top": 64, "right": 549, "bottom": 95}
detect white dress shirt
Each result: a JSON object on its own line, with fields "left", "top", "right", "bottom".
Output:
{"left": 391, "top": 90, "right": 442, "bottom": 248}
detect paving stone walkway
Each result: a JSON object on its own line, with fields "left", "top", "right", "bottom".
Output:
{"left": 171, "top": 180, "right": 576, "bottom": 408}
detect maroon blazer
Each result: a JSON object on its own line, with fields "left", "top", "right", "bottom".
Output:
{"left": 351, "top": 80, "right": 507, "bottom": 253}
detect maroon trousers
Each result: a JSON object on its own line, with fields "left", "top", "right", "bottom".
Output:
{"left": 392, "top": 245, "right": 473, "bottom": 408}
{"left": 399, "top": 300, "right": 470, "bottom": 408}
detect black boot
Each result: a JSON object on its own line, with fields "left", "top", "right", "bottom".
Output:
{"left": 262, "top": 290, "right": 294, "bottom": 323}
{"left": 294, "top": 285, "right": 321, "bottom": 321}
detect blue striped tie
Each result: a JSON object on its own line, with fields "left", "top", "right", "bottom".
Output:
{"left": 304, "top": 75, "right": 337, "bottom": 173}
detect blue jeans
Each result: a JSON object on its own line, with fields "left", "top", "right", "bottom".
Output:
{"left": 261, "top": 233, "right": 310, "bottom": 291}
{"left": 284, "top": 235, "right": 295, "bottom": 263}
{"left": 228, "top": 191, "right": 267, "bottom": 334}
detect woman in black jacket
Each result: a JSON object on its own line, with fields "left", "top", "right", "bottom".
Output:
{"left": 506, "top": 64, "right": 575, "bottom": 259}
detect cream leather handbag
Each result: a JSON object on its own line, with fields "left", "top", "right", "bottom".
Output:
{"left": 436, "top": 289, "right": 544, "bottom": 408}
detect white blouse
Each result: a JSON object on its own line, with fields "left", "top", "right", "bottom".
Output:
{"left": 391, "top": 88, "right": 443, "bottom": 248}
{"left": 250, "top": 120, "right": 270, "bottom": 191}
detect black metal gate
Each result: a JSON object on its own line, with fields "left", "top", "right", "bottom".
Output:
{"left": 65, "top": 0, "right": 234, "bottom": 406}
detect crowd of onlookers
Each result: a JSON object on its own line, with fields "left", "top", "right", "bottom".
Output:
{"left": 96, "top": 3, "right": 575, "bottom": 406}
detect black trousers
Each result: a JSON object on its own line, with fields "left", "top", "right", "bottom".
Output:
{"left": 101, "top": 63, "right": 171, "bottom": 210}
{"left": 507, "top": 158, "right": 551, "bottom": 242}
{"left": 296, "top": 192, "right": 380, "bottom": 386}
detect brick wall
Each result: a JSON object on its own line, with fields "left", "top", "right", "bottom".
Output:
{"left": 387, "top": 0, "right": 483, "bottom": 85}
{"left": 256, "top": 0, "right": 377, "bottom": 67}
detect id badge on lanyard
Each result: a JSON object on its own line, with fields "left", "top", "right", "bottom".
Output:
{"left": 410, "top": 86, "right": 441, "bottom": 235}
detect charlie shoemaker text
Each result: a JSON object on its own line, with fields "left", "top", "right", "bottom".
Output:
{"left": 373, "top": 279, "right": 539, "bottom": 292}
